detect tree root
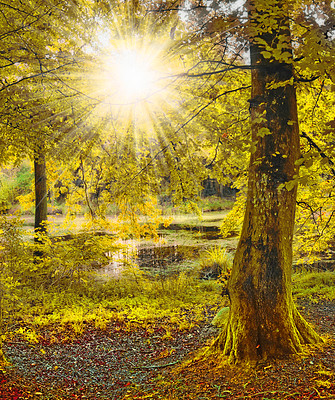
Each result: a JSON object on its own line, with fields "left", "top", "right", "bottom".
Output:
{"left": 208, "top": 304, "right": 323, "bottom": 366}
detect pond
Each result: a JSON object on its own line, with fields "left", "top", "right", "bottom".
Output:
{"left": 99, "top": 244, "right": 203, "bottom": 279}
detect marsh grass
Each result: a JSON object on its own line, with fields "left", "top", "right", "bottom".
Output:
{"left": 197, "top": 246, "right": 233, "bottom": 279}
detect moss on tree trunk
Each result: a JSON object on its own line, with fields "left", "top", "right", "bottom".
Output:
{"left": 212, "top": 0, "right": 322, "bottom": 364}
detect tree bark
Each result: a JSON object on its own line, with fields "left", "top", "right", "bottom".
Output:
{"left": 34, "top": 147, "right": 47, "bottom": 243}
{"left": 212, "top": 0, "right": 321, "bottom": 364}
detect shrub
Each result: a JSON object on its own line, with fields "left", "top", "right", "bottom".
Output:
{"left": 0, "top": 164, "right": 33, "bottom": 212}
{"left": 0, "top": 215, "right": 31, "bottom": 366}
{"left": 32, "top": 231, "right": 121, "bottom": 289}
{"left": 198, "top": 246, "right": 232, "bottom": 280}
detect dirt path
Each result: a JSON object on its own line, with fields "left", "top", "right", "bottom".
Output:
{"left": 1, "top": 300, "right": 334, "bottom": 400}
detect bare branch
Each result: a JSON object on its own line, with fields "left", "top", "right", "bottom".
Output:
{"left": 311, "top": 80, "right": 325, "bottom": 124}
{"left": 181, "top": 64, "right": 254, "bottom": 79}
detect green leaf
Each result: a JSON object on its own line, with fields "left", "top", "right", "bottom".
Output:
{"left": 253, "top": 37, "right": 268, "bottom": 47}
{"left": 262, "top": 51, "right": 272, "bottom": 59}
{"left": 285, "top": 180, "right": 296, "bottom": 191}
{"left": 257, "top": 127, "right": 271, "bottom": 137}
{"left": 299, "top": 175, "right": 308, "bottom": 185}
{"left": 295, "top": 158, "right": 304, "bottom": 166}
{"left": 281, "top": 51, "right": 292, "bottom": 62}
{"left": 250, "top": 141, "right": 257, "bottom": 154}
{"left": 304, "top": 159, "right": 313, "bottom": 168}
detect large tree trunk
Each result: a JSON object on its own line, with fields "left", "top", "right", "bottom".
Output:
{"left": 212, "top": 0, "right": 321, "bottom": 364}
{"left": 34, "top": 147, "right": 47, "bottom": 243}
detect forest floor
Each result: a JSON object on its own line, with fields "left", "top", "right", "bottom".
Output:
{"left": 0, "top": 299, "right": 334, "bottom": 400}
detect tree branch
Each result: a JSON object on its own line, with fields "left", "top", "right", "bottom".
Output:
{"left": 181, "top": 64, "right": 254, "bottom": 79}
{"left": 311, "top": 80, "right": 325, "bottom": 124}
{"left": 0, "top": 61, "right": 78, "bottom": 92}
{"left": 79, "top": 156, "right": 96, "bottom": 219}
{"left": 301, "top": 131, "right": 335, "bottom": 175}
{"left": 175, "top": 84, "right": 251, "bottom": 134}
{"left": 0, "top": 3, "right": 60, "bottom": 40}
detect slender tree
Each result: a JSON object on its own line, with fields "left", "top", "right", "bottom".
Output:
{"left": 34, "top": 146, "right": 47, "bottom": 242}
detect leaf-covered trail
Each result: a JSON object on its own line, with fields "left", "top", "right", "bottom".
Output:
{"left": 1, "top": 300, "right": 334, "bottom": 400}
{"left": 1, "top": 313, "right": 218, "bottom": 399}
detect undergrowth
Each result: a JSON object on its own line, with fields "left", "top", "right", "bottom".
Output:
{"left": 197, "top": 246, "right": 232, "bottom": 279}
{"left": 13, "top": 271, "right": 221, "bottom": 339}
{"left": 292, "top": 271, "right": 335, "bottom": 301}
{"left": 1, "top": 214, "right": 335, "bottom": 350}
{"left": 0, "top": 215, "right": 222, "bottom": 346}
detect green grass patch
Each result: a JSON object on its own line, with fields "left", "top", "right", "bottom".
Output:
{"left": 196, "top": 196, "right": 235, "bottom": 212}
{"left": 292, "top": 271, "right": 335, "bottom": 301}
{"left": 166, "top": 210, "right": 228, "bottom": 227}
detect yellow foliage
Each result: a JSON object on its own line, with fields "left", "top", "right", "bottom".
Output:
{"left": 220, "top": 192, "right": 245, "bottom": 238}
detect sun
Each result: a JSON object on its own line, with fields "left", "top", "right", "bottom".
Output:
{"left": 83, "top": 2, "right": 184, "bottom": 128}
{"left": 99, "top": 45, "right": 164, "bottom": 106}
{"left": 89, "top": 23, "right": 183, "bottom": 126}
{"left": 113, "top": 49, "right": 158, "bottom": 101}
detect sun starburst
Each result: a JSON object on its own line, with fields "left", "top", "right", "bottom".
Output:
{"left": 110, "top": 48, "right": 159, "bottom": 102}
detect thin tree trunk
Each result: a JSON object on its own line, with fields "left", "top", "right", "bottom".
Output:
{"left": 34, "top": 148, "right": 47, "bottom": 244}
{"left": 212, "top": 0, "right": 321, "bottom": 364}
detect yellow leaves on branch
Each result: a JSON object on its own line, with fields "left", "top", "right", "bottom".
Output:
{"left": 220, "top": 193, "right": 245, "bottom": 239}
{"left": 116, "top": 196, "right": 170, "bottom": 240}
{"left": 257, "top": 127, "right": 272, "bottom": 137}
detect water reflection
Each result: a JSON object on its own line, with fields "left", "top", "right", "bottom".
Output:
{"left": 100, "top": 243, "right": 201, "bottom": 279}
